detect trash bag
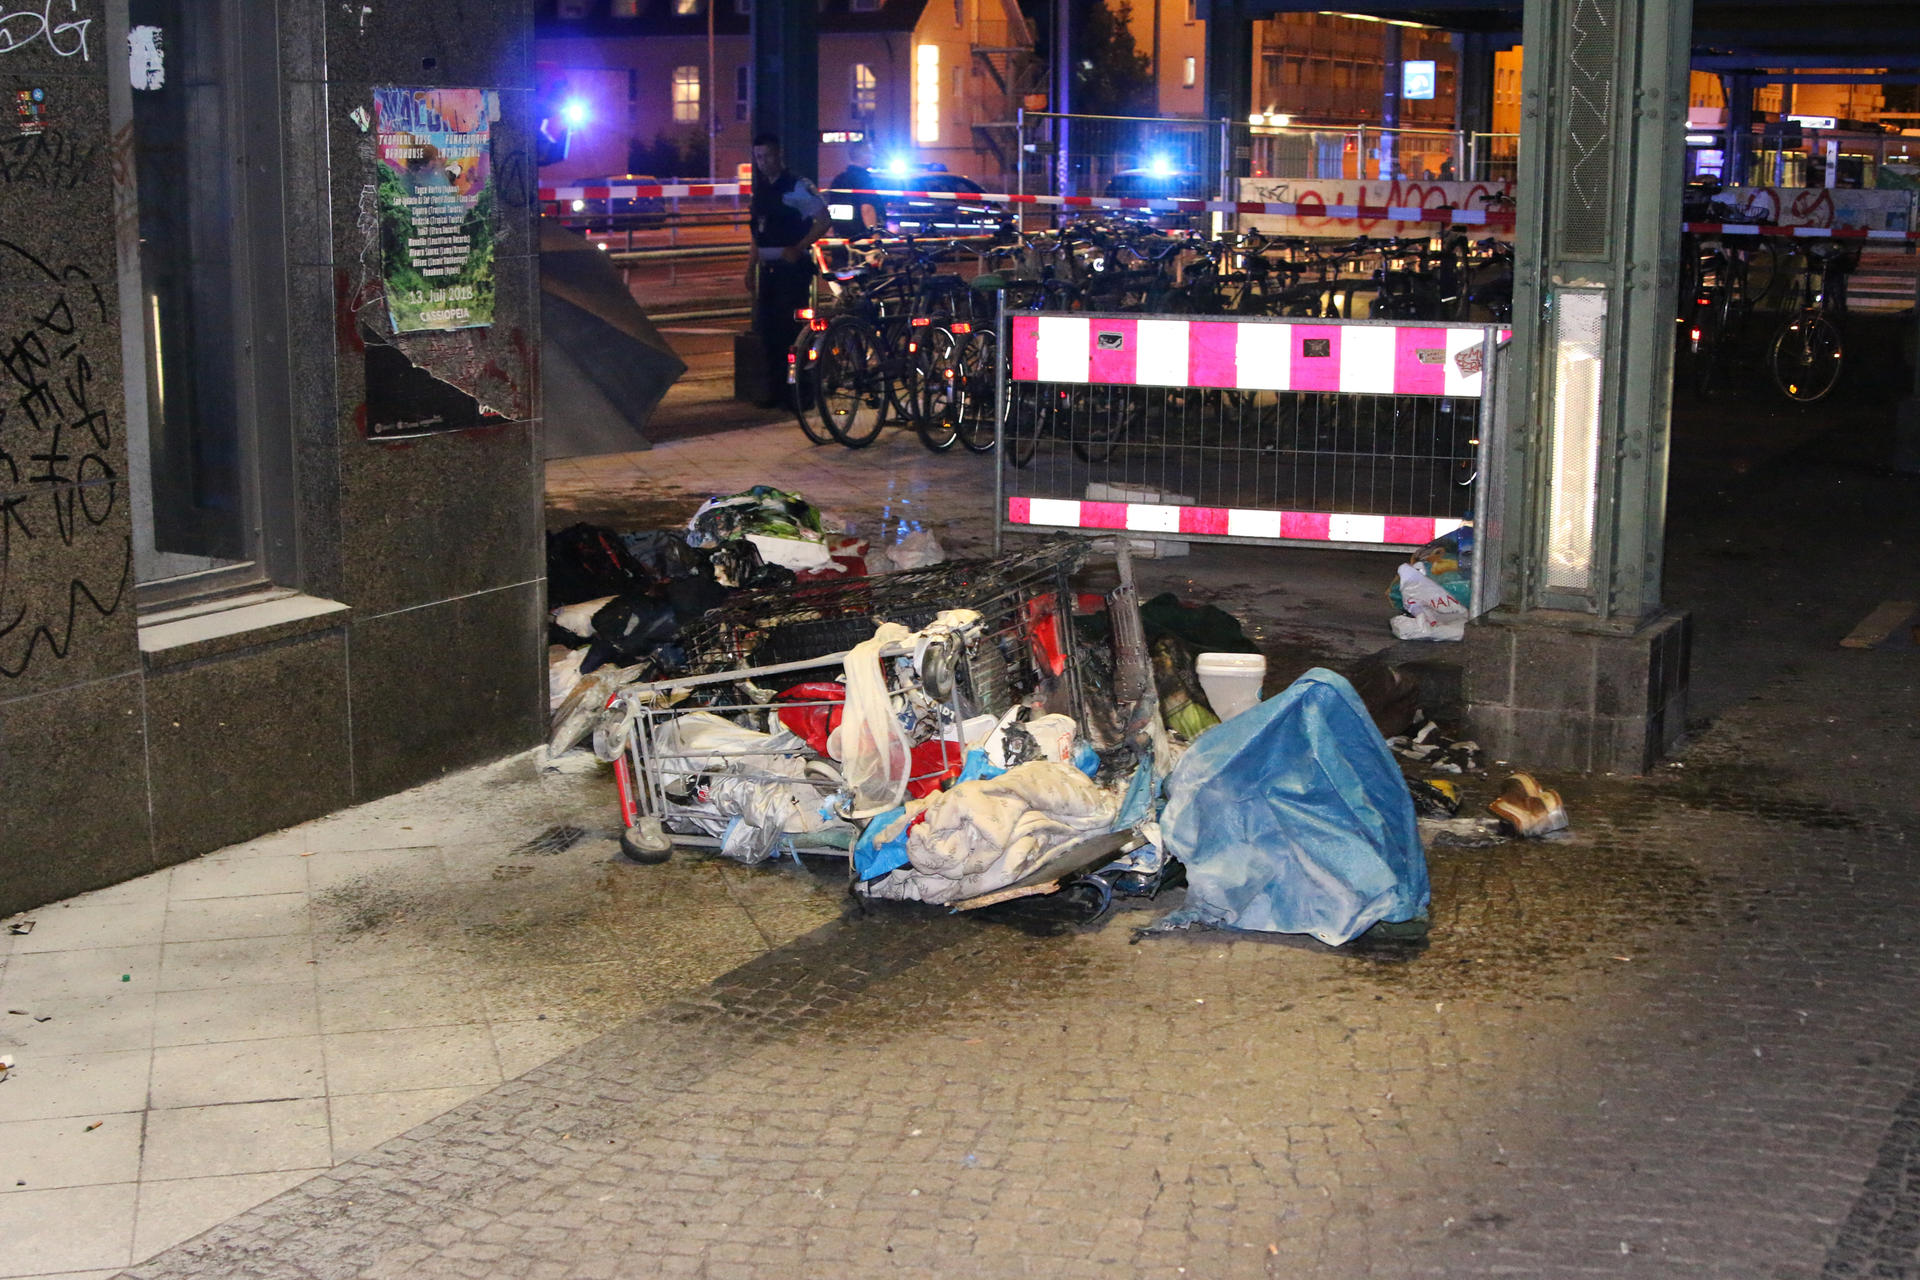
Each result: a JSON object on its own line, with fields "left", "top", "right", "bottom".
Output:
{"left": 547, "top": 523, "right": 648, "bottom": 606}
{"left": 709, "top": 539, "right": 796, "bottom": 591}
{"left": 1389, "top": 563, "right": 1469, "bottom": 642}
{"left": 686, "top": 486, "right": 826, "bottom": 549}
{"left": 590, "top": 592, "right": 686, "bottom": 666}
{"left": 840, "top": 621, "right": 914, "bottom": 816}
{"left": 619, "top": 529, "right": 709, "bottom": 583}
{"left": 1151, "top": 635, "right": 1221, "bottom": 741}
{"left": 1387, "top": 529, "right": 1472, "bottom": 614}
{"left": 1152, "top": 668, "right": 1429, "bottom": 946}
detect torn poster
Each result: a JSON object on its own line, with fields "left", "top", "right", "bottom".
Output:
{"left": 374, "top": 87, "right": 495, "bottom": 333}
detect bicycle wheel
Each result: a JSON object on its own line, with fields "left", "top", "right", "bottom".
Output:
{"left": 815, "top": 317, "right": 887, "bottom": 448}
{"left": 914, "top": 327, "right": 961, "bottom": 453}
{"left": 1769, "top": 311, "right": 1843, "bottom": 403}
{"left": 789, "top": 327, "right": 836, "bottom": 445}
{"left": 1688, "top": 287, "right": 1730, "bottom": 398}
{"left": 955, "top": 329, "right": 999, "bottom": 454}
{"left": 1071, "top": 387, "right": 1130, "bottom": 464}
{"left": 1006, "top": 382, "right": 1051, "bottom": 468}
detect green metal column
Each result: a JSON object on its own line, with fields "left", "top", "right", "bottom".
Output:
{"left": 1501, "top": 0, "right": 1692, "bottom": 623}
{"left": 1463, "top": 0, "right": 1696, "bottom": 774}
{"left": 751, "top": 0, "right": 818, "bottom": 181}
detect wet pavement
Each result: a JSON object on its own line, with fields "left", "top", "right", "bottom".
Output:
{"left": 16, "top": 317, "right": 1920, "bottom": 1278}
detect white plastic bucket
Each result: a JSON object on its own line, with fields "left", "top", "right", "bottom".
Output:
{"left": 1195, "top": 652, "right": 1268, "bottom": 721}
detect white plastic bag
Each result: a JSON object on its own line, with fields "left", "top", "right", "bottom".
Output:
{"left": 886, "top": 529, "right": 946, "bottom": 571}
{"left": 840, "top": 621, "right": 913, "bottom": 817}
{"left": 1391, "top": 563, "right": 1468, "bottom": 642}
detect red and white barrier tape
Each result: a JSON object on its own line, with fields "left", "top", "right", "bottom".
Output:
{"left": 534, "top": 186, "right": 1915, "bottom": 239}
{"left": 1006, "top": 497, "right": 1463, "bottom": 548}
{"left": 1682, "top": 222, "right": 1920, "bottom": 242}
{"left": 537, "top": 182, "right": 1516, "bottom": 227}
{"left": 1010, "top": 314, "right": 1509, "bottom": 397}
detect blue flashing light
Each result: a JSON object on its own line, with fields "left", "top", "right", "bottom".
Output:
{"left": 885, "top": 156, "right": 912, "bottom": 177}
{"left": 560, "top": 98, "right": 590, "bottom": 129}
{"left": 1146, "top": 154, "right": 1175, "bottom": 179}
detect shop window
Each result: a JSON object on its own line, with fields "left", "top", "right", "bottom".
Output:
{"left": 107, "top": 0, "right": 293, "bottom": 602}
{"left": 672, "top": 66, "right": 701, "bottom": 123}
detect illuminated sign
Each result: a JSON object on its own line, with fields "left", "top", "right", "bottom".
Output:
{"left": 1788, "top": 115, "right": 1837, "bottom": 130}
{"left": 1402, "top": 60, "right": 1436, "bottom": 101}
{"left": 821, "top": 130, "right": 867, "bottom": 143}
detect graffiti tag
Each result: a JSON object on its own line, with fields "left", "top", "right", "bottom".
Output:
{"left": 0, "top": 1, "right": 91, "bottom": 59}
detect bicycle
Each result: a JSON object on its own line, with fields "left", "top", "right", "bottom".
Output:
{"left": 1767, "top": 239, "right": 1855, "bottom": 404}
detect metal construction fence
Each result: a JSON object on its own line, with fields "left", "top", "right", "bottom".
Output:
{"left": 992, "top": 310, "right": 1510, "bottom": 595}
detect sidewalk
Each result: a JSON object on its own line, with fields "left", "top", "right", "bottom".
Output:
{"left": 6, "top": 355, "right": 1918, "bottom": 1278}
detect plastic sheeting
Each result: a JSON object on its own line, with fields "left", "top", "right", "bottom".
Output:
{"left": 1155, "top": 668, "right": 1429, "bottom": 946}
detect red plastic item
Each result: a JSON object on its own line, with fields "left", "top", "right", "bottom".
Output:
{"left": 775, "top": 682, "right": 846, "bottom": 755}
{"left": 905, "top": 739, "right": 964, "bottom": 799}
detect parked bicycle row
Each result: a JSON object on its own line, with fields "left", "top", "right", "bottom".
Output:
{"left": 780, "top": 216, "right": 1517, "bottom": 455}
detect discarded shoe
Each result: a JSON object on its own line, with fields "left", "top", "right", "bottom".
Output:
{"left": 1488, "top": 773, "right": 1568, "bottom": 837}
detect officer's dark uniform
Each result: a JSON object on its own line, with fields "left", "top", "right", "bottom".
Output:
{"left": 824, "top": 163, "right": 877, "bottom": 239}
{"left": 751, "top": 167, "right": 826, "bottom": 404}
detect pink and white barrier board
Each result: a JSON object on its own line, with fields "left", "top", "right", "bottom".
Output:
{"left": 1004, "top": 497, "right": 1464, "bottom": 546}
{"left": 1009, "top": 314, "right": 1505, "bottom": 398}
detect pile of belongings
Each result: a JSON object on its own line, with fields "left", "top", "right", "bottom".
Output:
{"left": 545, "top": 486, "right": 947, "bottom": 734}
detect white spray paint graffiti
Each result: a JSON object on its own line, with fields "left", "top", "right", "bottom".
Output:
{"left": 0, "top": 1, "right": 92, "bottom": 59}
{"left": 127, "top": 23, "right": 162, "bottom": 90}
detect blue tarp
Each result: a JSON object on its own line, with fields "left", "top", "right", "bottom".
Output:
{"left": 1155, "top": 668, "right": 1429, "bottom": 945}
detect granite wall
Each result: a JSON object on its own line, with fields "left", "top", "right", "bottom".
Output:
{"left": 0, "top": 0, "right": 545, "bottom": 916}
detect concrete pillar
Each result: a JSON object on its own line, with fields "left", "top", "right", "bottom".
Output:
{"left": 1462, "top": 0, "right": 1695, "bottom": 775}
{"left": 751, "top": 0, "right": 818, "bottom": 181}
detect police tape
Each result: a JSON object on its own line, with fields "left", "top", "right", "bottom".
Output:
{"left": 535, "top": 185, "right": 1919, "bottom": 238}
{"left": 537, "top": 182, "right": 1519, "bottom": 227}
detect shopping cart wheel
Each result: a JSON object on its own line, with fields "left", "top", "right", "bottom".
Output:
{"left": 618, "top": 816, "right": 673, "bottom": 865}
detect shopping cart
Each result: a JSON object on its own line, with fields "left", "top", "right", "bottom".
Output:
{"left": 608, "top": 537, "right": 1100, "bottom": 868}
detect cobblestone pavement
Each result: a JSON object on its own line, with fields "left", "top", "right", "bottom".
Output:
{"left": 119, "top": 383, "right": 1920, "bottom": 1276}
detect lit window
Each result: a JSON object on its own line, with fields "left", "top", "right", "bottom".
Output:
{"left": 672, "top": 66, "right": 701, "bottom": 123}
{"left": 613, "top": 0, "right": 641, "bottom": 14}
{"left": 735, "top": 65, "right": 750, "bottom": 121}
{"left": 916, "top": 43, "right": 939, "bottom": 142}
{"left": 1183, "top": 56, "right": 1195, "bottom": 88}
{"left": 853, "top": 64, "right": 878, "bottom": 117}
{"left": 673, "top": 0, "right": 700, "bottom": 12}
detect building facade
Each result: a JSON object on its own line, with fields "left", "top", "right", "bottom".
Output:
{"left": 536, "top": 0, "right": 1034, "bottom": 188}
{"left": 0, "top": 0, "right": 547, "bottom": 915}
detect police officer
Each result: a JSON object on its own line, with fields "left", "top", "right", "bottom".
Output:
{"left": 825, "top": 139, "right": 882, "bottom": 241}
{"left": 746, "top": 133, "right": 831, "bottom": 408}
